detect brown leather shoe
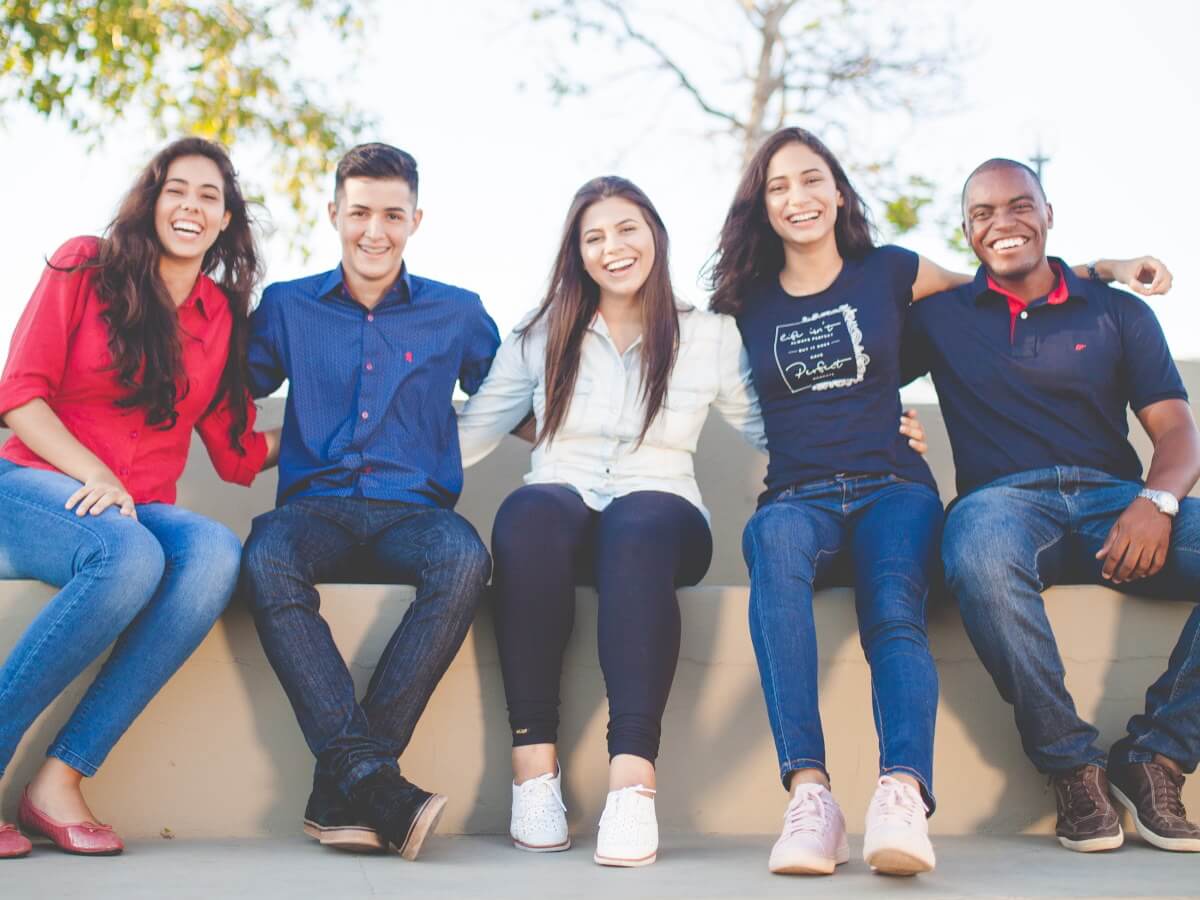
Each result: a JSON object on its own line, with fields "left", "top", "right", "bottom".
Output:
{"left": 1108, "top": 759, "right": 1200, "bottom": 852}
{"left": 1051, "top": 764, "right": 1123, "bottom": 852}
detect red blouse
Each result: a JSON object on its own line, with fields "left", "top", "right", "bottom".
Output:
{"left": 0, "top": 236, "right": 267, "bottom": 504}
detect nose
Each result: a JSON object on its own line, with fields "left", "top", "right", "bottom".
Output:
{"left": 364, "top": 214, "right": 383, "bottom": 238}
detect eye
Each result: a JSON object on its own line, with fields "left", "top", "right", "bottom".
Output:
{"left": 804, "top": 176, "right": 822, "bottom": 186}
{"left": 1013, "top": 202, "right": 1034, "bottom": 213}
{"left": 388, "top": 213, "right": 403, "bottom": 222}
{"left": 767, "top": 183, "right": 786, "bottom": 194}
{"left": 164, "top": 187, "right": 183, "bottom": 196}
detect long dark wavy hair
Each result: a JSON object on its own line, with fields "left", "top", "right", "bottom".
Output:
{"left": 63, "top": 137, "right": 261, "bottom": 449}
{"left": 519, "top": 176, "right": 679, "bottom": 447}
{"left": 708, "top": 127, "right": 875, "bottom": 316}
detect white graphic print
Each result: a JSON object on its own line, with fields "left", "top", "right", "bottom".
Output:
{"left": 774, "top": 304, "right": 869, "bottom": 393}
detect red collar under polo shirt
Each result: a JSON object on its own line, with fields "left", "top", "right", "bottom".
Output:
{"left": 901, "top": 257, "right": 1188, "bottom": 497}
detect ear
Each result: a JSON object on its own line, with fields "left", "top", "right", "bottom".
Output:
{"left": 410, "top": 208, "right": 423, "bottom": 234}
{"left": 836, "top": 190, "right": 845, "bottom": 208}
{"left": 961, "top": 220, "right": 969, "bottom": 243}
{"left": 220, "top": 209, "right": 232, "bottom": 232}
{"left": 1046, "top": 202, "right": 1054, "bottom": 230}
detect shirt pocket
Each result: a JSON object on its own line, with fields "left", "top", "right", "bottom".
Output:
{"left": 651, "top": 385, "right": 709, "bottom": 449}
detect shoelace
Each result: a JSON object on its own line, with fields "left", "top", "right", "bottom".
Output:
{"left": 1060, "top": 769, "right": 1099, "bottom": 817}
{"left": 1147, "top": 765, "right": 1187, "bottom": 819}
{"left": 516, "top": 771, "right": 565, "bottom": 812}
{"left": 783, "top": 788, "right": 828, "bottom": 835}
{"left": 871, "top": 778, "right": 924, "bottom": 827}
{"left": 608, "top": 785, "right": 655, "bottom": 821}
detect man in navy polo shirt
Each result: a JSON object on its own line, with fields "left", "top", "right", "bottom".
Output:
{"left": 240, "top": 143, "right": 500, "bottom": 859}
{"left": 904, "top": 159, "right": 1200, "bottom": 854}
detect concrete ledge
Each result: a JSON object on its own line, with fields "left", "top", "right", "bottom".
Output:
{"left": 1, "top": 580, "right": 1195, "bottom": 838}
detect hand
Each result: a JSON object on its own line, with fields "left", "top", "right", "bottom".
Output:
{"left": 1110, "top": 256, "right": 1173, "bottom": 296}
{"left": 1095, "top": 497, "right": 1172, "bottom": 583}
{"left": 65, "top": 473, "right": 137, "bottom": 520}
{"left": 900, "top": 409, "right": 928, "bottom": 455}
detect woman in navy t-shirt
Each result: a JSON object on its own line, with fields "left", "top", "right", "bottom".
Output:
{"left": 707, "top": 127, "right": 1164, "bottom": 877}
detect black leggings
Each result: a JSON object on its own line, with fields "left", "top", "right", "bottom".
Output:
{"left": 491, "top": 485, "right": 712, "bottom": 763}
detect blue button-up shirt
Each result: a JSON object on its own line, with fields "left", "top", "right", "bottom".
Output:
{"left": 248, "top": 264, "right": 500, "bottom": 507}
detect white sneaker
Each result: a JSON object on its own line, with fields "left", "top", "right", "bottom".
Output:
{"left": 862, "top": 775, "right": 936, "bottom": 875}
{"left": 768, "top": 783, "right": 850, "bottom": 875}
{"left": 510, "top": 768, "right": 570, "bottom": 852}
{"left": 593, "top": 785, "right": 658, "bottom": 867}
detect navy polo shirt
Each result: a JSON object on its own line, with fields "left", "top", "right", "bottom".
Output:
{"left": 736, "top": 244, "right": 936, "bottom": 502}
{"left": 902, "top": 258, "right": 1187, "bottom": 497}
{"left": 248, "top": 264, "right": 500, "bottom": 507}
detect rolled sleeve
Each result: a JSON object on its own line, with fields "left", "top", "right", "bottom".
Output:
{"left": 196, "top": 390, "right": 269, "bottom": 485}
{"left": 0, "top": 238, "right": 93, "bottom": 422}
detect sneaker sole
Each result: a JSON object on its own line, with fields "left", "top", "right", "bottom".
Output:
{"left": 303, "top": 819, "right": 385, "bottom": 853}
{"left": 769, "top": 843, "right": 849, "bottom": 876}
{"left": 396, "top": 793, "right": 447, "bottom": 861}
{"left": 1110, "top": 784, "right": 1200, "bottom": 852}
{"left": 865, "top": 847, "right": 935, "bottom": 876}
{"left": 512, "top": 835, "right": 571, "bottom": 853}
{"left": 1057, "top": 826, "right": 1124, "bottom": 853}
{"left": 593, "top": 850, "right": 656, "bottom": 867}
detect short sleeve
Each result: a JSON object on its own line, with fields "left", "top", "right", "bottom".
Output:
{"left": 0, "top": 237, "right": 97, "bottom": 422}
{"left": 1114, "top": 291, "right": 1188, "bottom": 411}
{"left": 900, "top": 302, "right": 934, "bottom": 385}
{"left": 875, "top": 245, "right": 920, "bottom": 314}
{"left": 458, "top": 293, "right": 502, "bottom": 396}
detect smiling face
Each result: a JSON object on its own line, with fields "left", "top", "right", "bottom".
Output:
{"left": 963, "top": 165, "right": 1054, "bottom": 282}
{"left": 329, "top": 176, "right": 422, "bottom": 291}
{"left": 578, "top": 196, "right": 656, "bottom": 302}
{"left": 153, "top": 155, "right": 231, "bottom": 263}
{"left": 763, "top": 141, "right": 844, "bottom": 249}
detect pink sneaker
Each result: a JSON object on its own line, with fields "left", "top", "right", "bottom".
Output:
{"left": 863, "top": 776, "right": 935, "bottom": 875}
{"left": 768, "top": 783, "right": 849, "bottom": 875}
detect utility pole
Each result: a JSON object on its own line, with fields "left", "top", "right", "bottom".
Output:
{"left": 1029, "top": 144, "right": 1051, "bottom": 180}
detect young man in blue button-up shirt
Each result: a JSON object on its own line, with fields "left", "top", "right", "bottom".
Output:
{"left": 904, "top": 158, "right": 1200, "bottom": 855}
{"left": 240, "top": 143, "right": 500, "bottom": 859}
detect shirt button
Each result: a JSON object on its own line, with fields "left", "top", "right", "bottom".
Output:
{"left": 366, "top": 313, "right": 375, "bottom": 323}
{"left": 1019, "top": 311, "right": 1029, "bottom": 319}
{"left": 360, "top": 410, "right": 370, "bottom": 420}
{"left": 119, "top": 467, "right": 129, "bottom": 476}
{"left": 365, "top": 362, "right": 374, "bottom": 372}
{"left": 130, "top": 431, "right": 138, "bottom": 439}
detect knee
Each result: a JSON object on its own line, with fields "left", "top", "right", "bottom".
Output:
{"left": 80, "top": 519, "right": 166, "bottom": 610}
{"left": 492, "top": 486, "right": 574, "bottom": 558}
{"left": 176, "top": 520, "right": 243, "bottom": 612}
{"left": 742, "top": 505, "right": 820, "bottom": 581}
{"left": 239, "top": 521, "right": 300, "bottom": 612}
{"left": 428, "top": 517, "right": 492, "bottom": 591}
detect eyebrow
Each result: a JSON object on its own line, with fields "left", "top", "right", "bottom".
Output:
{"left": 968, "top": 193, "right": 1038, "bottom": 213}
{"left": 583, "top": 218, "right": 639, "bottom": 234}
{"left": 165, "top": 176, "right": 222, "bottom": 193}
{"left": 347, "top": 204, "right": 409, "bottom": 213}
{"left": 767, "top": 168, "right": 822, "bottom": 182}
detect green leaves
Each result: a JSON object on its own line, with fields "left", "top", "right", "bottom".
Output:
{"left": 1, "top": 0, "right": 375, "bottom": 235}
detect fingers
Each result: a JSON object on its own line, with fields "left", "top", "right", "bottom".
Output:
{"left": 1144, "top": 545, "right": 1168, "bottom": 580}
{"left": 70, "top": 486, "right": 132, "bottom": 518}
{"left": 1136, "top": 257, "right": 1172, "bottom": 295}
{"left": 900, "top": 410, "right": 928, "bottom": 453}
{"left": 65, "top": 485, "right": 89, "bottom": 511}
{"left": 1099, "top": 527, "right": 1129, "bottom": 580}
{"left": 1112, "top": 542, "right": 1145, "bottom": 584}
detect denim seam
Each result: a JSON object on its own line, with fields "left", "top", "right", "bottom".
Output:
{"left": 48, "top": 743, "right": 100, "bottom": 778}
{"left": 746, "top": 521, "right": 790, "bottom": 766}
{"left": 0, "top": 490, "right": 121, "bottom": 714}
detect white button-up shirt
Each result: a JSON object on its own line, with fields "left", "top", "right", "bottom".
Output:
{"left": 458, "top": 304, "right": 766, "bottom": 521}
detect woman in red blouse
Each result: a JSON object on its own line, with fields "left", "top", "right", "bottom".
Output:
{"left": 0, "top": 138, "right": 278, "bottom": 858}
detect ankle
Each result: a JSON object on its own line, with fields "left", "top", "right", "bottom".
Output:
{"left": 788, "top": 768, "right": 830, "bottom": 797}
{"left": 609, "top": 754, "right": 656, "bottom": 793}
{"left": 512, "top": 744, "right": 558, "bottom": 785}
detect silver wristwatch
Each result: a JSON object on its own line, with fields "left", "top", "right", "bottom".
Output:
{"left": 1137, "top": 488, "right": 1179, "bottom": 518}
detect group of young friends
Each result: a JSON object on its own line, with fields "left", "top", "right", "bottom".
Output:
{"left": 0, "top": 129, "right": 1196, "bottom": 878}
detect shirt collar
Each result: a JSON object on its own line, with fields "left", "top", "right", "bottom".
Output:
{"left": 974, "top": 256, "right": 1083, "bottom": 308}
{"left": 318, "top": 263, "right": 413, "bottom": 306}
{"left": 179, "top": 273, "right": 219, "bottom": 320}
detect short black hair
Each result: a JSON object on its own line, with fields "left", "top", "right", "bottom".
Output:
{"left": 334, "top": 143, "right": 418, "bottom": 201}
{"left": 961, "top": 157, "right": 1046, "bottom": 212}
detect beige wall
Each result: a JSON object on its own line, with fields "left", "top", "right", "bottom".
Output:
{"left": 0, "top": 363, "right": 1196, "bottom": 837}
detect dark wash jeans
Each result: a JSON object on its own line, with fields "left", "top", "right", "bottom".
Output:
{"left": 240, "top": 496, "right": 491, "bottom": 795}
{"left": 743, "top": 474, "right": 943, "bottom": 809}
{"left": 943, "top": 466, "right": 1200, "bottom": 775}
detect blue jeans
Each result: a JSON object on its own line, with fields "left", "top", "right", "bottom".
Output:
{"left": 744, "top": 474, "right": 943, "bottom": 809}
{"left": 0, "top": 460, "right": 242, "bottom": 777}
{"left": 240, "top": 496, "right": 491, "bottom": 795}
{"left": 943, "top": 466, "right": 1200, "bottom": 775}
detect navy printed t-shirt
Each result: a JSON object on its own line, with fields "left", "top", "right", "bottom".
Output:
{"left": 736, "top": 244, "right": 935, "bottom": 502}
{"left": 902, "top": 260, "right": 1188, "bottom": 497}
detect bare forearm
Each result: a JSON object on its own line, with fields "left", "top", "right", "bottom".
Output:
{"left": 261, "top": 427, "right": 282, "bottom": 470}
{"left": 1144, "top": 425, "right": 1200, "bottom": 500}
{"left": 4, "top": 399, "right": 115, "bottom": 483}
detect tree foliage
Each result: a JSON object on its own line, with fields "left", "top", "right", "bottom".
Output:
{"left": 1, "top": 0, "right": 374, "bottom": 230}
{"left": 532, "top": 0, "right": 962, "bottom": 235}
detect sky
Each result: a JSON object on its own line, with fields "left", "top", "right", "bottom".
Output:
{"left": 1, "top": 0, "right": 1198, "bottom": 392}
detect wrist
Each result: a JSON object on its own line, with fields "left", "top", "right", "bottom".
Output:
{"left": 1088, "top": 260, "right": 1111, "bottom": 282}
{"left": 1137, "top": 488, "right": 1179, "bottom": 518}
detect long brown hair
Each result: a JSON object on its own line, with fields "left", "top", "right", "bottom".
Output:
{"left": 520, "top": 176, "right": 679, "bottom": 447}
{"left": 64, "top": 137, "right": 261, "bottom": 449}
{"left": 708, "top": 127, "right": 875, "bottom": 316}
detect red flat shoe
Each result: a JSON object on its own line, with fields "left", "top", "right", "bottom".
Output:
{"left": 18, "top": 788, "right": 124, "bottom": 855}
{"left": 0, "top": 824, "right": 33, "bottom": 859}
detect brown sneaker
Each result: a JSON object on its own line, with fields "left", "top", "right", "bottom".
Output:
{"left": 1051, "top": 764, "right": 1123, "bottom": 852}
{"left": 1108, "top": 760, "right": 1200, "bottom": 852}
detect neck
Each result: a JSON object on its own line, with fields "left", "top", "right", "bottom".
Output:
{"left": 597, "top": 290, "right": 642, "bottom": 324}
{"left": 344, "top": 265, "right": 401, "bottom": 310}
{"left": 779, "top": 233, "right": 843, "bottom": 296}
{"left": 988, "top": 258, "right": 1057, "bottom": 302}
{"left": 158, "top": 256, "right": 204, "bottom": 307}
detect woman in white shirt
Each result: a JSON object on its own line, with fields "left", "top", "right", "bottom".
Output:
{"left": 457, "top": 176, "right": 917, "bottom": 868}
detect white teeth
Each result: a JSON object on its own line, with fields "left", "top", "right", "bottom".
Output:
{"left": 992, "top": 237, "right": 1028, "bottom": 250}
{"left": 788, "top": 211, "right": 820, "bottom": 224}
{"left": 172, "top": 222, "right": 201, "bottom": 235}
{"left": 605, "top": 258, "right": 635, "bottom": 272}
